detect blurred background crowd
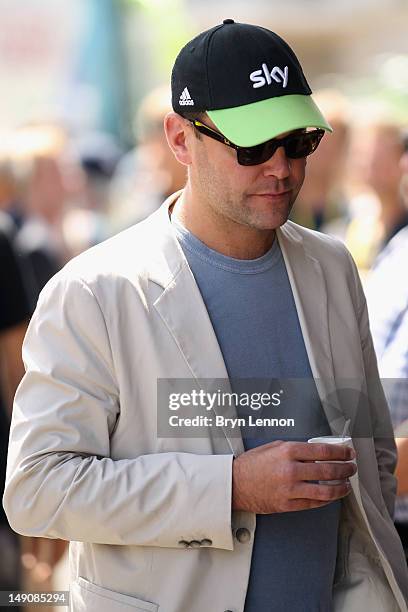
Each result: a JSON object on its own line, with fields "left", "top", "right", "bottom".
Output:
{"left": 1, "top": 0, "right": 408, "bottom": 609}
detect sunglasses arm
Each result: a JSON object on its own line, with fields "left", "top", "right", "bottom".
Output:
{"left": 191, "top": 120, "right": 240, "bottom": 151}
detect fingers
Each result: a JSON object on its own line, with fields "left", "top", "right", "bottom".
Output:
{"left": 292, "top": 481, "right": 352, "bottom": 502}
{"left": 266, "top": 484, "right": 351, "bottom": 512}
{"left": 296, "top": 460, "right": 357, "bottom": 482}
{"left": 283, "top": 441, "right": 355, "bottom": 462}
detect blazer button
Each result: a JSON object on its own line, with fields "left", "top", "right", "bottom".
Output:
{"left": 178, "top": 540, "right": 190, "bottom": 548}
{"left": 235, "top": 527, "right": 251, "bottom": 543}
{"left": 189, "top": 540, "right": 201, "bottom": 548}
{"left": 200, "top": 538, "right": 212, "bottom": 546}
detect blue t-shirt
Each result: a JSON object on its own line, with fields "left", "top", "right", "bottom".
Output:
{"left": 173, "top": 219, "right": 340, "bottom": 612}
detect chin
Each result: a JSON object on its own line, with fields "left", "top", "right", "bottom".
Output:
{"left": 259, "top": 219, "right": 289, "bottom": 231}
{"left": 248, "top": 209, "right": 291, "bottom": 231}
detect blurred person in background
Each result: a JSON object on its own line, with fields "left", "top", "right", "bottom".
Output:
{"left": 290, "top": 89, "right": 351, "bottom": 232}
{"left": 108, "top": 85, "right": 186, "bottom": 233}
{"left": 0, "top": 211, "right": 27, "bottom": 450}
{"left": 61, "top": 131, "right": 122, "bottom": 258}
{"left": 343, "top": 117, "right": 407, "bottom": 275}
{"left": 73, "top": 131, "right": 122, "bottom": 215}
{"left": 0, "top": 149, "right": 21, "bottom": 225}
{"left": 366, "top": 133, "right": 408, "bottom": 562}
{"left": 0, "top": 211, "right": 28, "bottom": 606}
{"left": 3, "top": 124, "right": 78, "bottom": 609}
{"left": 9, "top": 123, "right": 84, "bottom": 312}
{"left": 0, "top": 209, "right": 68, "bottom": 612}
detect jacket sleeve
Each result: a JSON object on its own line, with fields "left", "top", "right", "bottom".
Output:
{"left": 347, "top": 250, "right": 397, "bottom": 518}
{"left": 3, "top": 273, "right": 234, "bottom": 550}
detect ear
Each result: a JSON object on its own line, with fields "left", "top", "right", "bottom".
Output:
{"left": 164, "top": 112, "right": 192, "bottom": 166}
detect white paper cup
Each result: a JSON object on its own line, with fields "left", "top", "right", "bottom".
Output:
{"left": 307, "top": 436, "right": 356, "bottom": 484}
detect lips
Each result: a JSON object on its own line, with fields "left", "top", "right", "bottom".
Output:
{"left": 253, "top": 190, "right": 291, "bottom": 197}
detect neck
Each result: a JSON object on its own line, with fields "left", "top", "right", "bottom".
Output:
{"left": 171, "top": 184, "right": 275, "bottom": 260}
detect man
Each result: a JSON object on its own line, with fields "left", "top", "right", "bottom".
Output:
{"left": 0, "top": 212, "right": 68, "bottom": 609}
{"left": 109, "top": 85, "right": 186, "bottom": 232}
{"left": 0, "top": 212, "right": 28, "bottom": 599}
{"left": 343, "top": 118, "right": 408, "bottom": 274}
{"left": 366, "top": 132, "right": 408, "bottom": 561}
{"left": 3, "top": 20, "right": 408, "bottom": 612}
{"left": 289, "top": 88, "right": 351, "bottom": 232}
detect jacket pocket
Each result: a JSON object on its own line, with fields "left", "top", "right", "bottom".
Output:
{"left": 333, "top": 532, "right": 401, "bottom": 612}
{"left": 70, "top": 577, "right": 159, "bottom": 612}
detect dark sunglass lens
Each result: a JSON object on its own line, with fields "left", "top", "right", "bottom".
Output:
{"left": 237, "top": 131, "right": 323, "bottom": 165}
{"left": 237, "top": 144, "right": 264, "bottom": 166}
{"left": 237, "top": 142, "right": 278, "bottom": 166}
{"left": 286, "top": 132, "right": 322, "bottom": 158}
{"left": 237, "top": 150, "right": 255, "bottom": 166}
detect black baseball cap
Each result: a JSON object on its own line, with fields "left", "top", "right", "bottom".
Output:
{"left": 171, "top": 19, "right": 332, "bottom": 147}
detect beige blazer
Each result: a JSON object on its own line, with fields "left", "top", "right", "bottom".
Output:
{"left": 3, "top": 192, "right": 408, "bottom": 612}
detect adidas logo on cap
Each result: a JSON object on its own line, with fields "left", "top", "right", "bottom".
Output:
{"left": 179, "top": 87, "right": 194, "bottom": 106}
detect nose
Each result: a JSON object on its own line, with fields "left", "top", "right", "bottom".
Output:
{"left": 261, "top": 145, "right": 291, "bottom": 180}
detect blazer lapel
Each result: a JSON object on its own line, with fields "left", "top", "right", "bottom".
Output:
{"left": 150, "top": 194, "right": 245, "bottom": 456}
{"left": 277, "top": 223, "right": 375, "bottom": 539}
{"left": 277, "top": 223, "right": 347, "bottom": 435}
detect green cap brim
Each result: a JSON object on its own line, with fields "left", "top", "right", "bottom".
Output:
{"left": 207, "top": 94, "right": 332, "bottom": 147}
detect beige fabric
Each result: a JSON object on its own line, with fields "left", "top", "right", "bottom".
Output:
{"left": 3, "top": 192, "right": 408, "bottom": 611}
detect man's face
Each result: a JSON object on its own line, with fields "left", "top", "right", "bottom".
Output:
{"left": 350, "top": 125, "right": 403, "bottom": 195}
{"left": 187, "top": 116, "right": 307, "bottom": 231}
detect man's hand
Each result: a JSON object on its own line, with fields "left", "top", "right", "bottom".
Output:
{"left": 232, "top": 440, "right": 356, "bottom": 513}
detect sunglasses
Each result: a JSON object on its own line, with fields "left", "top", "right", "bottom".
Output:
{"left": 187, "top": 119, "right": 325, "bottom": 166}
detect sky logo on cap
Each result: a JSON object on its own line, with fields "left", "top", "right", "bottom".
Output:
{"left": 249, "top": 63, "right": 289, "bottom": 89}
{"left": 179, "top": 87, "right": 194, "bottom": 106}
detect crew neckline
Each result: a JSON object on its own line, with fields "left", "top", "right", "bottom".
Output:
{"left": 171, "top": 216, "right": 280, "bottom": 274}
